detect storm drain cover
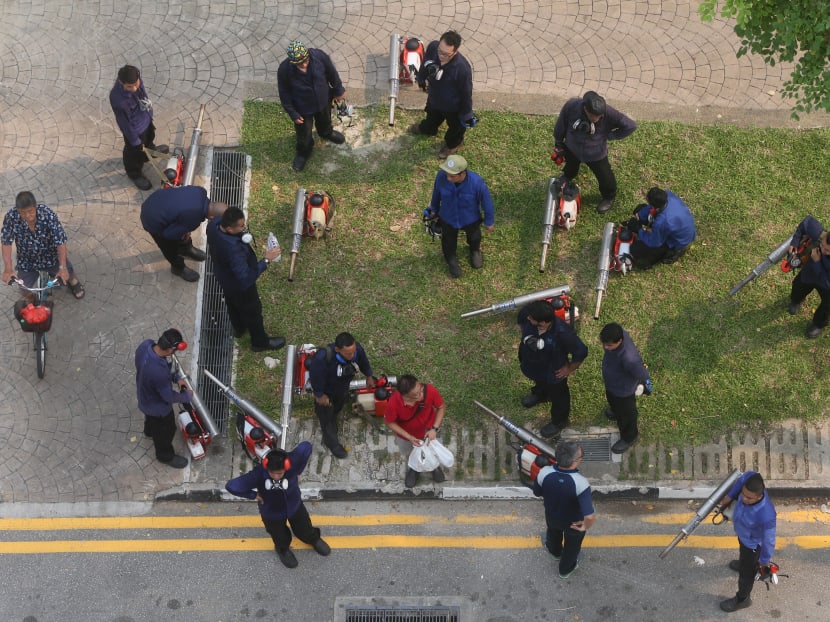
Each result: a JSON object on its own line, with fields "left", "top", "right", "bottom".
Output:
{"left": 334, "top": 597, "right": 470, "bottom": 622}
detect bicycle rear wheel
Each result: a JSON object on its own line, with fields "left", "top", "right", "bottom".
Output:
{"left": 35, "top": 331, "right": 46, "bottom": 378}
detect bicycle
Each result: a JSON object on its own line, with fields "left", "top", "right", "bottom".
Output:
{"left": 9, "top": 271, "right": 61, "bottom": 378}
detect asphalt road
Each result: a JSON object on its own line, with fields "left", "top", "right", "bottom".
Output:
{"left": 1, "top": 498, "right": 828, "bottom": 622}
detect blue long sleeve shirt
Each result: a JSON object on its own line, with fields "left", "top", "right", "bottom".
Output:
{"left": 307, "top": 343, "right": 373, "bottom": 399}
{"left": 205, "top": 217, "right": 266, "bottom": 294}
{"left": 517, "top": 309, "right": 588, "bottom": 385}
{"left": 418, "top": 40, "right": 474, "bottom": 122}
{"left": 553, "top": 97, "right": 637, "bottom": 163}
{"left": 134, "top": 339, "right": 189, "bottom": 417}
{"left": 636, "top": 190, "right": 697, "bottom": 250}
{"left": 430, "top": 170, "right": 495, "bottom": 229}
{"left": 140, "top": 186, "right": 210, "bottom": 240}
{"left": 225, "top": 441, "right": 312, "bottom": 521}
{"left": 602, "top": 330, "right": 649, "bottom": 398}
{"left": 791, "top": 216, "right": 830, "bottom": 290}
{"left": 109, "top": 79, "right": 153, "bottom": 146}
{"left": 277, "top": 49, "right": 345, "bottom": 120}
{"left": 727, "top": 471, "right": 777, "bottom": 565}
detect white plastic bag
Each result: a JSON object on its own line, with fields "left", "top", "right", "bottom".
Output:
{"left": 428, "top": 439, "right": 455, "bottom": 468}
{"left": 408, "top": 443, "right": 440, "bottom": 472}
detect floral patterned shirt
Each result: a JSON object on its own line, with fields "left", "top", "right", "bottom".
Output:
{"left": 1, "top": 204, "right": 67, "bottom": 271}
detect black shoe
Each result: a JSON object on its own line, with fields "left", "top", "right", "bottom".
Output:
{"left": 521, "top": 394, "right": 543, "bottom": 408}
{"left": 788, "top": 301, "right": 802, "bottom": 315}
{"left": 171, "top": 265, "right": 199, "bottom": 282}
{"left": 277, "top": 548, "right": 298, "bottom": 569}
{"left": 312, "top": 538, "right": 331, "bottom": 556}
{"left": 728, "top": 560, "right": 741, "bottom": 572}
{"left": 182, "top": 247, "right": 207, "bottom": 261}
{"left": 404, "top": 467, "right": 418, "bottom": 488}
{"left": 232, "top": 327, "right": 246, "bottom": 339}
{"left": 720, "top": 596, "right": 751, "bottom": 612}
{"left": 603, "top": 407, "right": 617, "bottom": 421}
{"left": 539, "top": 423, "right": 561, "bottom": 438}
{"left": 324, "top": 131, "right": 345, "bottom": 145}
{"left": 432, "top": 467, "right": 446, "bottom": 483}
{"left": 596, "top": 198, "right": 615, "bottom": 214}
{"left": 612, "top": 436, "right": 638, "bottom": 454}
{"left": 327, "top": 443, "right": 348, "bottom": 459}
{"left": 152, "top": 144, "right": 170, "bottom": 154}
{"left": 292, "top": 155, "right": 307, "bottom": 172}
{"left": 407, "top": 123, "right": 422, "bottom": 135}
{"left": 806, "top": 324, "right": 823, "bottom": 339}
{"left": 447, "top": 257, "right": 462, "bottom": 279}
{"left": 130, "top": 175, "right": 152, "bottom": 191}
{"left": 251, "top": 337, "right": 287, "bottom": 352}
{"left": 161, "top": 455, "right": 188, "bottom": 469}
{"left": 470, "top": 249, "right": 483, "bottom": 269}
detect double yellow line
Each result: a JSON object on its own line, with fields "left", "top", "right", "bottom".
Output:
{"left": 1, "top": 512, "right": 828, "bottom": 555}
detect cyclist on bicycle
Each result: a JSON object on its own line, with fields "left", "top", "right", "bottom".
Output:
{"left": 1, "top": 191, "right": 85, "bottom": 299}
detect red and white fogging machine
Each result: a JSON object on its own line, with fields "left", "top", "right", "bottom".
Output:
{"left": 171, "top": 351, "right": 218, "bottom": 460}
{"left": 594, "top": 221, "right": 639, "bottom": 319}
{"left": 460, "top": 285, "right": 579, "bottom": 326}
{"left": 202, "top": 368, "right": 282, "bottom": 464}
{"left": 143, "top": 103, "right": 206, "bottom": 188}
{"left": 388, "top": 33, "right": 425, "bottom": 126}
{"left": 540, "top": 177, "right": 582, "bottom": 273}
{"left": 293, "top": 344, "right": 397, "bottom": 417}
{"left": 475, "top": 401, "right": 558, "bottom": 484}
{"left": 287, "top": 188, "right": 336, "bottom": 282}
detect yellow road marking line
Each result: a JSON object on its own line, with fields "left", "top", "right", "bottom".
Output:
{"left": 0, "top": 514, "right": 533, "bottom": 532}
{"left": 0, "top": 534, "right": 828, "bottom": 554}
{"left": 641, "top": 510, "right": 830, "bottom": 525}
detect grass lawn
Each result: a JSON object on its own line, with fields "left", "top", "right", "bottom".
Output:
{"left": 232, "top": 101, "right": 830, "bottom": 447}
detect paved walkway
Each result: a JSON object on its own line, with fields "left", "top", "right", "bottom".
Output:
{"left": 1, "top": 1, "right": 828, "bottom": 507}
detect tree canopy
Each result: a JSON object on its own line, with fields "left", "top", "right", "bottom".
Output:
{"left": 699, "top": 0, "right": 830, "bottom": 117}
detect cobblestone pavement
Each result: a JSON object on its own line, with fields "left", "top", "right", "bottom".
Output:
{"left": 1, "top": 1, "right": 827, "bottom": 506}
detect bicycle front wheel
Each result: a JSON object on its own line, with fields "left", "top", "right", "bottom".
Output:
{"left": 35, "top": 331, "right": 46, "bottom": 378}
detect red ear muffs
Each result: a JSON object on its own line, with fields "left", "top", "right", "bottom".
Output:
{"left": 175, "top": 341, "right": 188, "bottom": 351}
{"left": 263, "top": 452, "right": 291, "bottom": 472}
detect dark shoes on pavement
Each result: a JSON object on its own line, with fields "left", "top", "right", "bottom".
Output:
{"left": 153, "top": 144, "right": 170, "bottom": 154}
{"left": 447, "top": 256, "right": 462, "bottom": 278}
{"left": 171, "top": 265, "right": 199, "bottom": 282}
{"left": 405, "top": 467, "right": 418, "bottom": 488}
{"left": 596, "top": 198, "right": 615, "bottom": 214}
{"left": 130, "top": 175, "right": 152, "bottom": 191}
{"left": 539, "top": 423, "right": 561, "bottom": 438}
{"left": 251, "top": 337, "right": 287, "bottom": 352}
{"left": 432, "top": 467, "right": 446, "bottom": 483}
{"left": 312, "top": 538, "right": 331, "bottom": 556}
{"left": 161, "top": 455, "right": 188, "bottom": 469}
{"left": 327, "top": 443, "right": 348, "bottom": 459}
{"left": 521, "top": 394, "right": 543, "bottom": 408}
{"left": 806, "top": 323, "right": 823, "bottom": 339}
{"left": 720, "top": 596, "right": 751, "bottom": 612}
{"left": 728, "top": 560, "right": 741, "bottom": 572}
{"left": 611, "top": 435, "right": 638, "bottom": 454}
{"left": 292, "top": 155, "right": 307, "bottom": 172}
{"left": 558, "top": 558, "right": 580, "bottom": 579}
{"left": 470, "top": 249, "right": 483, "bottom": 269}
{"left": 323, "top": 131, "right": 345, "bottom": 145}
{"left": 277, "top": 547, "right": 298, "bottom": 569}
{"left": 182, "top": 246, "right": 207, "bottom": 261}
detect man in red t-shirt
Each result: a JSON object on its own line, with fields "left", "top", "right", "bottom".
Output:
{"left": 384, "top": 374, "right": 447, "bottom": 488}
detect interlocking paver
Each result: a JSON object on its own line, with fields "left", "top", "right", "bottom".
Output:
{"left": 0, "top": 1, "right": 828, "bottom": 507}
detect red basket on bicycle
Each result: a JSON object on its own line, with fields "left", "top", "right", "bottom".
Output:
{"left": 14, "top": 300, "right": 54, "bottom": 332}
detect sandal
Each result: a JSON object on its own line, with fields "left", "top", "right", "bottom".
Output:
{"left": 68, "top": 280, "right": 85, "bottom": 299}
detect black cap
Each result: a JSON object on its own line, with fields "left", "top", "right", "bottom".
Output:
{"left": 582, "top": 91, "right": 606, "bottom": 116}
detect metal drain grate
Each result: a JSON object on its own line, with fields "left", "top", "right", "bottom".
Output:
{"left": 195, "top": 150, "right": 251, "bottom": 432}
{"left": 343, "top": 607, "right": 460, "bottom": 622}
{"left": 334, "top": 597, "right": 470, "bottom": 622}
{"left": 577, "top": 435, "right": 613, "bottom": 462}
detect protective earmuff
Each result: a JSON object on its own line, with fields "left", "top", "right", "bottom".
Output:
{"left": 263, "top": 450, "right": 291, "bottom": 472}
{"left": 158, "top": 329, "right": 187, "bottom": 351}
